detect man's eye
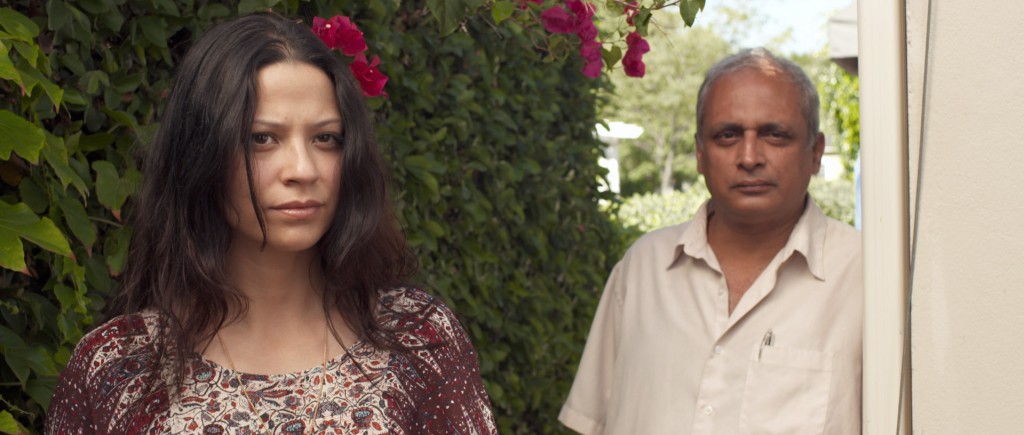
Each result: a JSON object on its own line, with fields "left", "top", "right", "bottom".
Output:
{"left": 716, "top": 130, "right": 739, "bottom": 141}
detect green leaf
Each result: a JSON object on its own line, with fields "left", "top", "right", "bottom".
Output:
{"left": 0, "top": 41, "right": 21, "bottom": 87}
{"left": 93, "top": 160, "right": 127, "bottom": 213}
{"left": 0, "top": 202, "right": 73, "bottom": 261}
{"left": 0, "top": 8, "right": 40, "bottom": 42}
{"left": 46, "top": 0, "right": 73, "bottom": 31}
{"left": 426, "top": 0, "right": 466, "bottom": 36}
{"left": 58, "top": 196, "right": 98, "bottom": 251}
{"left": 238, "top": 0, "right": 269, "bottom": 14}
{"left": 679, "top": 0, "right": 705, "bottom": 27}
{"left": 0, "top": 109, "right": 44, "bottom": 163}
{"left": 0, "top": 410, "right": 29, "bottom": 435}
{"left": 0, "top": 324, "right": 58, "bottom": 387}
{"left": 26, "top": 376, "right": 58, "bottom": 411}
{"left": 136, "top": 17, "right": 167, "bottom": 48}
{"left": 16, "top": 64, "right": 63, "bottom": 107}
{"left": 104, "top": 224, "right": 130, "bottom": 275}
{"left": 42, "top": 133, "right": 88, "bottom": 195}
{"left": 602, "top": 45, "right": 622, "bottom": 69}
{"left": 0, "top": 225, "right": 24, "bottom": 271}
{"left": 80, "top": 70, "right": 109, "bottom": 95}
{"left": 198, "top": 3, "right": 231, "bottom": 21}
{"left": 491, "top": 1, "right": 515, "bottom": 25}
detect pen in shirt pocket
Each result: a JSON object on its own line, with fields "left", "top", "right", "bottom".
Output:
{"left": 758, "top": 328, "right": 774, "bottom": 361}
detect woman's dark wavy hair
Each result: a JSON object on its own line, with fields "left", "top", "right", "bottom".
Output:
{"left": 108, "top": 13, "right": 416, "bottom": 390}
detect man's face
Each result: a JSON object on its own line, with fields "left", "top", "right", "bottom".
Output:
{"left": 697, "top": 68, "right": 824, "bottom": 225}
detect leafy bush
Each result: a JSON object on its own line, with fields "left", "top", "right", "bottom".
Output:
{"left": 617, "top": 181, "right": 709, "bottom": 233}
{"left": 0, "top": 1, "right": 626, "bottom": 433}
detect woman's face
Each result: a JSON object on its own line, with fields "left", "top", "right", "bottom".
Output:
{"left": 226, "top": 61, "right": 343, "bottom": 255}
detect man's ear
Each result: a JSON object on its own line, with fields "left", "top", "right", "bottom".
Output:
{"left": 811, "top": 132, "right": 825, "bottom": 172}
{"left": 696, "top": 135, "right": 706, "bottom": 174}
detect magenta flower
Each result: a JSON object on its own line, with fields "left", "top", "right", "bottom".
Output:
{"left": 576, "top": 19, "right": 598, "bottom": 41}
{"left": 624, "top": 1, "right": 640, "bottom": 26}
{"left": 580, "top": 39, "right": 603, "bottom": 77}
{"left": 566, "top": 0, "right": 595, "bottom": 22}
{"left": 312, "top": 15, "right": 367, "bottom": 56}
{"left": 623, "top": 32, "right": 650, "bottom": 78}
{"left": 350, "top": 54, "right": 388, "bottom": 97}
{"left": 541, "top": 6, "right": 576, "bottom": 33}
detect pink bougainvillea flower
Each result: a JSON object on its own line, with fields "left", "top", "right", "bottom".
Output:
{"left": 623, "top": 32, "right": 650, "bottom": 77}
{"left": 566, "top": 0, "right": 596, "bottom": 22}
{"left": 350, "top": 54, "right": 388, "bottom": 97}
{"left": 622, "top": 52, "right": 645, "bottom": 77}
{"left": 579, "top": 39, "right": 602, "bottom": 62}
{"left": 582, "top": 59, "right": 603, "bottom": 78}
{"left": 312, "top": 15, "right": 367, "bottom": 56}
{"left": 626, "top": 32, "right": 650, "bottom": 54}
{"left": 576, "top": 19, "right": 598, "bottom": 41}
{"left": 541, "top": 5, "right": 576, "bottom": 33}
{"left": 580, "top": 39, "right": 603, "bottom": 78}
{"left": 624, "top": 1, "right": 640, "bottom": 26}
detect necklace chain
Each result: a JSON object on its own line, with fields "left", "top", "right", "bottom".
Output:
{"left": 216, "top": 321, "right": 329, "bottom": 434}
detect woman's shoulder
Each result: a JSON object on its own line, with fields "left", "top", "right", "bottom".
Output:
{"left": 69, "top": 312, "right": 160, "bottom": 374}
{"left": 78, "top": 312, "right": 157, "bottom": 349}
{"left": 375, "top": 286, "right": 466, "bottom": 346}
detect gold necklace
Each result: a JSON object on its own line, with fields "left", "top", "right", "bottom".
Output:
{"left": 216, "top": 322, "right": 329, "bottom": 434}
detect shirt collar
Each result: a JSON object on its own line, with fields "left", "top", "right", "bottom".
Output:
{"left": 669, "top": 197, "right": 828, "bottom": 281}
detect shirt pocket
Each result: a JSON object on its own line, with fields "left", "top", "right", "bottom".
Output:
{"left": 738, "top": 345, "right": 833, "bottom": 435}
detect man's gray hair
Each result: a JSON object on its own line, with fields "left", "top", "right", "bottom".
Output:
{"left": 695, "top": 47, "right": 820, "bottom": 148}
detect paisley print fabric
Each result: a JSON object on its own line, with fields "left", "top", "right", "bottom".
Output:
{"left": 46, "top": 287, "right": 497, "bottom": 434}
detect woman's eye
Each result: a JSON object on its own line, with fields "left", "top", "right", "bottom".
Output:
{"left": 252, "top": 133, "right": 272, "bottom": 145}
{"left": 314, "top": 133, "right": 342, "bottom": 147}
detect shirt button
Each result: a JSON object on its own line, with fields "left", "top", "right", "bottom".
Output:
{"left": 702, "top": 404, "right": 714, "bottom": 415}
{"left": 714, "top": 346, "right": 723, "bottom": 355}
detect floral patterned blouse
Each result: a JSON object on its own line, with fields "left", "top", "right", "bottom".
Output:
{"left": 46, "top": 287, "right": 498, "bottom": 434}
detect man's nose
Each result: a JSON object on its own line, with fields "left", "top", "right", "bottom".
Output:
{"left": 738, "top": 131, "right": 764, "bottom": 170}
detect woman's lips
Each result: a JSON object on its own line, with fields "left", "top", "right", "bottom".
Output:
{"left": 271, "top": 201, "right": 323, "bottom": 218}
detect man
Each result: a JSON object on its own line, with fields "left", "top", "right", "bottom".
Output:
{"left": 559, "top": 48, "right": 862, "bottom": 434}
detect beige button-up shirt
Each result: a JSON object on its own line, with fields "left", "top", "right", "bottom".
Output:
{"left": 560, "top": 200, "right": 862, "bottom": 434}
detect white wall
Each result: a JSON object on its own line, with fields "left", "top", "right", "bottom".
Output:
{"left": 907, "top": 0, "right": 1024, "bottom": 431}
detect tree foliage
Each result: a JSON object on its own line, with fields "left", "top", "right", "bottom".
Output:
{"left": 0, "top": 1, "right": 631, "bottom": 433}
{"left": 818, "top": 61, "right": 860, "bottom": 177}
{"left": 600, "top": 11, "right": 731, "bottom": 195}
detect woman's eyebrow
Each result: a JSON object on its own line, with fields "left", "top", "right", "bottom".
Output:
{"left": 252, "top": 118, "right": 343, "bottom": 128}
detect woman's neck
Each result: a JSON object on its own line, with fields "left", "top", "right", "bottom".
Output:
{"left": 224, "top": 241, "right": 325, "bottom": 321}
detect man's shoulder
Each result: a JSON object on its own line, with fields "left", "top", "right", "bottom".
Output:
{"left": 821, "top": 215, "right": 862, "bottom": 253}
{"left": 625, "top": 220, "right": 693, "bottom": 257}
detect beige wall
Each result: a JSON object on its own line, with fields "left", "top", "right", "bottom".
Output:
{"left": 907, "top": 0, "right": 1024, "bottom": 431}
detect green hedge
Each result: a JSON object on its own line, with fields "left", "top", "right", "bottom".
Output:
{"left": 0, "top": 1, "right": 626, "bottom": 433}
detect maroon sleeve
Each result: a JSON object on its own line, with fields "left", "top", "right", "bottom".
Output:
{"left": 385, "top": 289, "right": 499, "bottom": 434}
{"left": 45, "top": 315, "right": 163, "bottom": 434}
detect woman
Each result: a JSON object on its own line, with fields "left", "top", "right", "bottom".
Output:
{"left": 47, "top": 13, "right": 497, "bottom": 434}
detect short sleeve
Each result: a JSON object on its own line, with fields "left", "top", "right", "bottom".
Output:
{"left": 45, "top": 314, "right": 161, "bottom": 434}
{"left": 382, "top": 288, "right": 499, "bottom": 434}
{"left": 559, "top": 258, "right": 628, "bottom": 435}
{"left": 46, "top": 327, "right": 104, "bottom": 434}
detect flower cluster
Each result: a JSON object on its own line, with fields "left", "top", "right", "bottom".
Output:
{"left": 312, "top": 15, "right": 388, "bottom": 97}
{"left": 541, "top": 1, "right": 603, "bottom": 78}
{"left": 623, "top": 32, "right": 650, "bottom": 77}
{"left": 538, "top": 1, "right": 652, "bottom": 79}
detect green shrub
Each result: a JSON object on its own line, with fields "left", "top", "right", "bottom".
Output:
{"left": 617, "top": 181, "right": 710, "bottom": 233}
{"left": 0, "top": 1, "right": 626, "bottom": 432}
